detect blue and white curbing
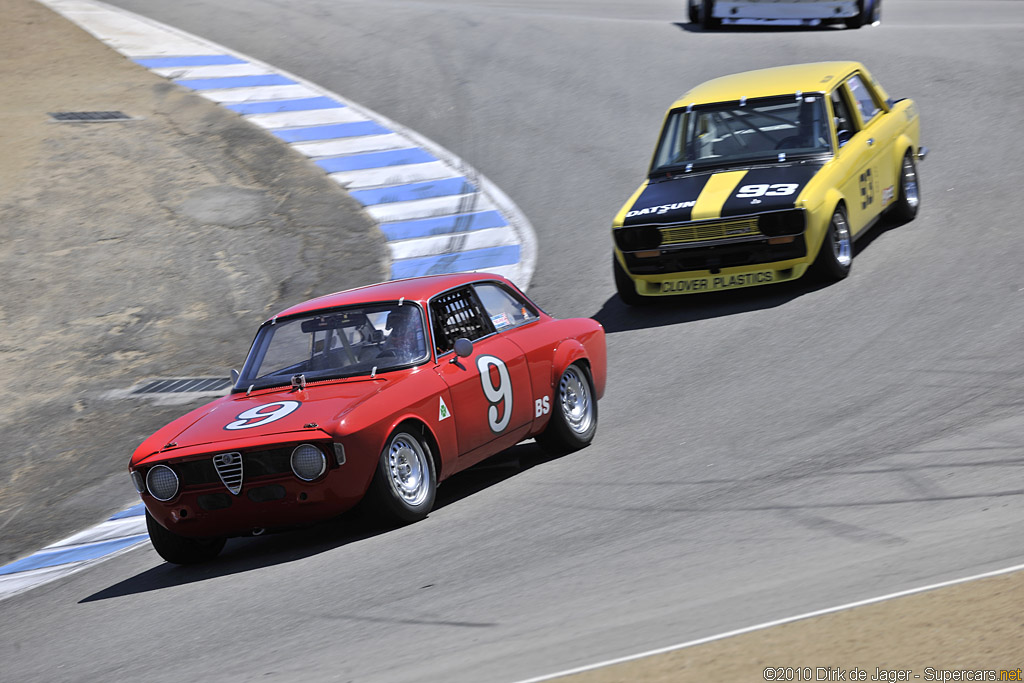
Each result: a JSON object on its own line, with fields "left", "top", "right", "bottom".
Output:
{"left": 0, "top": 0, "right": 537, "bottom": 600}
{"left": 0, "top": 503, "right": 147, "bottom": 600}
{"left": 37, "top": 0, "right": 537, "bottom": 287}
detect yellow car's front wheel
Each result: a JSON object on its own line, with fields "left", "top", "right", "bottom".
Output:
{"left": 891, "top": 150, "right": 920, "bottom": 223}
{"left": 811, "top": 205, "right": 853, "bottom": 282}
{"left": 613, "top": 256, "right": 648, "bottom": 307}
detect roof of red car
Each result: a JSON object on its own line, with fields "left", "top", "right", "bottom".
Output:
{"left": 269, "top": 272, "right": 514, "bottom": 320}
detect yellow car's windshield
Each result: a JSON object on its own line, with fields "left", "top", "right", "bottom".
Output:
{"left": 652, "top": 94, "right": 831, "bottom": 174}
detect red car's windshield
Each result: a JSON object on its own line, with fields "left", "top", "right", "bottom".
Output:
{"left": 235, "top": 302, "right": 429, "bottom": 391}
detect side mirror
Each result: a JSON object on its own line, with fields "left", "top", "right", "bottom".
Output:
{"left": 230, "top": 368, "right": 240, "bottom": 384}
{"left": 836, "top": 129, "right": 851, "bottom": 148}
{"left": 453, "top": 337, "right": 474, "bottom": 358}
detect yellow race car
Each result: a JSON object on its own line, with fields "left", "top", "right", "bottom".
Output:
{"left": 612, "top": 61, "right": 926, "bottom": 305}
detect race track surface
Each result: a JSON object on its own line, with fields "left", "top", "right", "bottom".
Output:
{"left": 3, "top": 1, "right": 1023, "bottom": 681}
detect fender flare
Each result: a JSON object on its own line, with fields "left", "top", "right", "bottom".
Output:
{"left": 893, "top": 133, "right": 916, "bottom": 169}
{"left": 381, "top": 414, "right": 447, "bottom": 479}
{"left": 809, "top": 188, "right": 847, "bottom": 255}
{"left": 550, "top": 339, "right": 590, "bottom": 391}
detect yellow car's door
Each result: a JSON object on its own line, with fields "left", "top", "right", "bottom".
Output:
{"left": 841, "top": 73, "right": 895, "bottom": 235}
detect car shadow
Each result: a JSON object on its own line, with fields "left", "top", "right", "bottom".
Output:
{"left": 854, "top": 212, "right": 912, "bottom": 255}
{"left": 673, "top": 21, "right": 848, "bottom": 33}
{"left": 592, "top": 276, "right": 828, "bottom": 334}
{"left": 79, "top": 443, "right": 559, "bottom": 603}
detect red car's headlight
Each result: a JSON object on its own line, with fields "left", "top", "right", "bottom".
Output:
{"left": 146, "top": 465, "right": 180, "bottom": 501}
{"left": 291, "top": 444, "right": 327, "bottom": 481}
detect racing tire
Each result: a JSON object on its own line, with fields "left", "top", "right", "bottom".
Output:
{"left": 366, "top": 428, "right": 437, "bottom": 525}
{"left": 847, "top": 0, "right": 879, "bottom": 28}
{"left": 614, "top": 256, "right": 650, "bottom": 307}
{"left": 890, "top": 150, "right": 920, "bottom": 223}
{"left": 146, "top": 510, "right": 225, "bottom": 565}
{"left": 688, "top": 1, "right": 699, "bottom": 24}
{"left": 536, "top": 363, "right": 598, "bottom": 454}
{"left": 846, "top": 1, "right": 865, "bottom": 28}
{"left": 810, "top": 205, "right": 853, "bottom": 282}
{"left": 701, "top": 0, "right": 721, "bottom": 29}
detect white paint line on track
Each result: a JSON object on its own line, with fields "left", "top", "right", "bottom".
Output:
{"left": 48, "top": 2, "right": 222, "bottom": 55}
{"left": 366, "top": 193, "right": 497, "bottom": 224}
{"left": 387, "top": 227, "right": 518, "bottom": 260}
{"left": 38, "top": 0, "right": 537, "bottom": 288}
{"left": 507, "top": 562, "right": 1024, "bottom": 683}
{"left": 293, "top": 134, "right": 409, "bottom": 158}
{"left": 197, "top": 84, "right": 322, "bottom": 104}
{"left": 151, "top": 63, "right": 274, "bottom": 79}
{"left": 53, "top": 516, "right": 147, "bottom": 547}
{"left": 245, "top": 108, "right": 370, "bottom": 129}
{"left": 328, "top": 162, "right": 455, "bottom": 190}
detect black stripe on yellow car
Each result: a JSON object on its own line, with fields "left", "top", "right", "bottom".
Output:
{"left": 620, "top": 174, "right": 713, "bottom": 226}
{"left": 719, "top": 164, "right": 822, "bottom": 218}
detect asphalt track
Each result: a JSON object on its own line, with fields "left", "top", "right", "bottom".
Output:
{"left": 3, "top": 1, "right": 1024, "bottom": 681}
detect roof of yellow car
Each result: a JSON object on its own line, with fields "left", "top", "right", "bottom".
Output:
{"left": 672, "top": 61, "right": 865, "bottom": 108}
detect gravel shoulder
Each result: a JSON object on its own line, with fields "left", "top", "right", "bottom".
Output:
{"left": 0, "top": 0, "right": 384, "bottom": 565}
{"left": 553, "top": 567, "right": 1024, "bottom": 682}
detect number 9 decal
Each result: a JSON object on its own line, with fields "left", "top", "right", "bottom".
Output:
{"left": 225, "top": 400, "right": 301, "bottom": 430}
{"left": 476, "top": 355, "right": 512, "bottom": 433}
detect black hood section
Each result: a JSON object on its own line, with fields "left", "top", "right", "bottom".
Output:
{"left": 622, "top": 162, "right": 825, "bottom": 226}
{"left": 719, "top": 165, "right": 823, "bottom": 218}
{"left": 621, "top": 175, "right": 710, "bottom": 226}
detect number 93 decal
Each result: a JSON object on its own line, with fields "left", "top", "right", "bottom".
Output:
{"left": 476, "top": 355, "right": 512, "bottom": 433}
{"left": 225, "top": 400, "right": 301, "bottom": 430}
{"left": 736, "top": 183, "right": 799, "bottom": 198}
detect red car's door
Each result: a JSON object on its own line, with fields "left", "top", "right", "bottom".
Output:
{"left": 430, "top": 286, "right": 533, "bottom": 462}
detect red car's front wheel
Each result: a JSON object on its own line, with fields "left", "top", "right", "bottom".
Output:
{"left": 146, "top": 510, "right": 225, "bottom": 565}
{"left": 367, "top": 428, "right": 437, "bottom": 524}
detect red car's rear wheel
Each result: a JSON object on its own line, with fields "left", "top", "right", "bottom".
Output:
{"left": 537, "top": 363, "right": 598, "bottom": 454}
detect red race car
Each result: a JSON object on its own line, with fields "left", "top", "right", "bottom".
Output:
{"left": 130, "top": 273, "right": 606, "bottom": 564}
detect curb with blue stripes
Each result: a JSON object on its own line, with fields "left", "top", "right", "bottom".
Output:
{"left": 0, "top": 0, "right": 538, "bottom": 600}
{"left": 0, "top": 504, "right": 146, "bottom": 600}
{"left": 39, "top": 0, "right": 537, "bottom": 287}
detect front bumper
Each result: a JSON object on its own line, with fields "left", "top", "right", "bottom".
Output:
{"left": 713, "top": 0, "right": 859, "bottom": 23}
{"left": 616, "top": 234, "right": 811, "bottom": 297}
{"left": 142, "top": 470, "right": 361, "bottom": 538}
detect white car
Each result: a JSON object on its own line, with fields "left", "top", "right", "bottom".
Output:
{"left": 689, "top": 0, "right": 881, "bottom": 29}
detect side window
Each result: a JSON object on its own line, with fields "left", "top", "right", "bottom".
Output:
{"left": 830, "top": 89, "right": 857, "bottom": 138}
{"left": 429, "top": 287, "right": 495, "bottom": 354}
{"left": 845, "top": 74, "right": 881, "bottom": 126}
{"left": 473, "top": 283, "right": 539, "bottom": 331}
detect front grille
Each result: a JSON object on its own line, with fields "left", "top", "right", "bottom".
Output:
{"left": 626, "top": 236, "right": 806, "bottom": 274}
{"left": 660, "top": 217, "right": 761, "bottom": 245}
{"left": 213, "top": 452, "right": 244, "bottom": 495}
{"left": 164, "top": 442, "right": 330, "bottom": 493}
